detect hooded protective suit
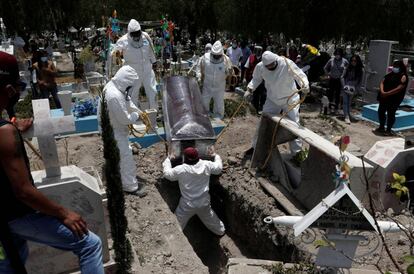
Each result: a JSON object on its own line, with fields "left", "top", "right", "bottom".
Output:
{"left": 99, "top": 65, "right": 142, "bottom": 192}
{"left": 113, "top": 19, "right": 158, "bottom": 110}
{"left": 199, "top": 41, "right": 232, "bottom": 118}
{"left": 162, "top": 154, "right": 225, "bottom": 235}
{"left": 247, "top": 51, "right": 309, "bottom": 154}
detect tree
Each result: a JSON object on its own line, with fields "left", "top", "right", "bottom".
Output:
{"left": 100, "top": 91, "right": 133, "bottom": 274}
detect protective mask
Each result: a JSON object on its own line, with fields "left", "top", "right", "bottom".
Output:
{"left": 212, "top": 54, "right": 222, "bottom": 60}
{"left": 125, "top": 86, "right": 132, "bottom": 101}
{"left": 41, "top": 57, "right": 48, "bottom": 62}
{"left": 392, "top": 67, "right": 400, "bottom": 74}
{"left": 232, "top": 44, "right": 237, "bottom": 49}
{"left": 267, "top": 62, "right": 278, "bottom": 71}
{"left": 210, "top": 54, "right": 223, "bottom": 64}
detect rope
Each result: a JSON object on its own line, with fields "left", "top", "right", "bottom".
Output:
{"left": 260, "top": 57, "right": 308, "bottom": 170}
{"left": 24, "top": 139, "right": 43, "bottom": 160}
{"left": 129, "top": 112, "right": 167, "bottom": 144}
{"left": 10, "top": 118, "right": 43, "bottom": 161}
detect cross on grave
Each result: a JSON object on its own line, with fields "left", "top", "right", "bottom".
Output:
{"left": 22, "top": 99, "right": 75, "bottom": 178}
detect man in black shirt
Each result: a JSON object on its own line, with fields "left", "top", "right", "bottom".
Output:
{"left": 0, "top": 52, "right": 104, "bottom": 274}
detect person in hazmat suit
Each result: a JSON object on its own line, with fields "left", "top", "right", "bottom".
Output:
{"left": 162, "top": 147, "right": 225, "bottom": 236}
{"left": 204, "top": 43, "right": 212, "bottom": 53}
{"left": 244, "top": 51, "right": 310, "bottom": 155}
{"left": 199, "top": 40, "right": 232, "bottom": 119}
{"left": 113, "top": 19, "right": 158, "bottom": 110}
{"left": 99, "top": 65, "right": 147, "bottom": 197}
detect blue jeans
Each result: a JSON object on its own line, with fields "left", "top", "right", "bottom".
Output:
{"left": 0, "top": 213, "right": 104, "bottom": 274}
{"left": 342, "top": 92, "right": 352, "bottom": 117}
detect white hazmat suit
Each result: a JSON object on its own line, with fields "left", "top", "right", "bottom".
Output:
{"left": 200, "top": 41, "right": 232, "bottom": 119}
{"left": 113, "top": 19, "right": 158, "bottom": 110}
{"left": 162, "top": 155, "right": 225, "bottom": 236}
{"left": 99, "top": 65, "right": 142, "bottom": 192}
{"left": 247, "top": 51, "right": 309, "bottom": 154}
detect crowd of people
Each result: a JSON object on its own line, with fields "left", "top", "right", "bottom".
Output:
{"left": 0, "top": 16, "right": 412, "bottom": 273}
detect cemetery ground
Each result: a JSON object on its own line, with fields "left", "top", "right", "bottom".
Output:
{"left": 24, "top": 92, "right": 414, "bottom": 273}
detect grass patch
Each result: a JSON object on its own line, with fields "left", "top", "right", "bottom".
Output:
{"left": 15, "top": 93, "right": 33, "bottom": 118}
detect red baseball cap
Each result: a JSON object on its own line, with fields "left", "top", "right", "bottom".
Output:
{"left": 0, "top": 51, "right": 25, "bottom": 90}
{"left": 183, "top": 147, "right": 199, "bottom": 162}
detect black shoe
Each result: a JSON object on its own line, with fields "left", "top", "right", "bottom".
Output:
{"left": 373, "top": 127, "right": 385, "bottom": 134}
{"left": 384, "top": 130, "right": 396, "bottom": 136}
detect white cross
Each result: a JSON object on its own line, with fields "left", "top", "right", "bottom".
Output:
{"left": 22, "top": 99, "right": 75, "bottom": 178}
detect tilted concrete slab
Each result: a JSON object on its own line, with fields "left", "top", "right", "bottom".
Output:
{"left": 252, "top": 114, "right": 374, "bottom": 210}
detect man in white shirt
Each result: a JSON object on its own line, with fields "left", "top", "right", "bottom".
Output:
{"left": 226, "top": 40, "right": 242, "bottom": 67}
{"left": 162, "top": 147, "right": 225, "bottom": 236}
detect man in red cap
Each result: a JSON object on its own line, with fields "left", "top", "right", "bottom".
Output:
{"left": 162, "top": 146, "right": 225, "bottom": 236}
{"left": 0, "top": 52, "right": 103, "bottom": 274}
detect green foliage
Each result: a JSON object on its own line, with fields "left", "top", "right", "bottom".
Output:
{"left": 0, "top": 244, "right": 5, "bottom": 261}
{"left": 403, "top": 255, "right": 414, "bottom": 274}
{"left": 15, "top": 93, "right": 57, "bottom": 119}
{"left": 224, "top": 98, "right": 247, "bottom": 118}
{"left": 408, "top": 264, "right": 414, "bottom": 274}
{"left": 313, "top": 239, "right": 335, "bottom": 249}
{"left": 3, "top": 0, "right": 414, "bottom": 47}
{"left": 100, "top": 90, "right": 132, "bottom": 274}
{"left": 14, "top": 93, "right": 33, "bottom": 119}
{"left": 209, "top": 98, "right": 248, "bottom": 118}
{"left": 291, "top": 148, "right": 309, "bottom": 167}
{"left": 388, "top": 172, "right": 409, "bottom": 199}
{"left": 266, "top": 262, "right": 319, "bottom": 274}
{"left": 78, "top": 46, "right": 94, "bottom": 65}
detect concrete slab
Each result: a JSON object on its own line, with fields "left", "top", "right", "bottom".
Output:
{"left": 26, "top": 165, "right": 110, "bottom": 274}
{"left": 252, "top": 114, "right": 374, "bottom": 210}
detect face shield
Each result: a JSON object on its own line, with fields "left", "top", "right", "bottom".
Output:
{"left": 265, "top": 61, "right": 278, "bottom": 71}
{"left": 124, "top": 86, "right": 133, "bottom": 101}
{"left": 130, "top": 30, "right": 142, "bottom": 42}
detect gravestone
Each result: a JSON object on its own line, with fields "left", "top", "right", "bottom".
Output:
{"left": 265, "top": 183, "right": 400, "bottom": 269}
{"left": 22, "top": 99, "right": 112, "bottom": 273}
{"left": 364, "top": 137, "right": 414, "bottom": 212}
{"left": 366, "top": 40, "right": 398, "bottom": 94}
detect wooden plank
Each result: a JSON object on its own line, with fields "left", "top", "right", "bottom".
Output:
{"left": 257, "top": 177, "right": 304, "bottom": 216}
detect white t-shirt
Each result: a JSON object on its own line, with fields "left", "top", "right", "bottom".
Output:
{"left": 227, "top": 46, "right": 242, "bottom": 66}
